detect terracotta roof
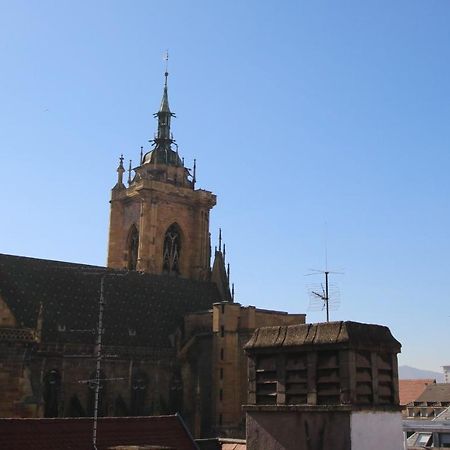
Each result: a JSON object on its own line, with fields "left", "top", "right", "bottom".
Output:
{"left": 244, "top": 321, "right": 401, "bottom": 352}
{"left": 222, "top": 444, "right": 246, "bottom": 450}
{"left": 0, "top": 415, "right": 198, "bottom": 450}
{"left": 415, "top": 383, "right": 450, "bottom": 403}
{"left": 0, "top": 253, "right": 220, "bottom": 349}
{"left": 399, "top": 379, "right": 435, "bottom": 405}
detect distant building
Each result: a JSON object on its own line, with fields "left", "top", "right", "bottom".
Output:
{"left": 406, "top": 384, "right": 450, "bottom": 419}
{"left": 399, "top": 379, "right": 436, "bottom": 413}
{"left": 443, "top": 366, "right": 450, "bottom": 384}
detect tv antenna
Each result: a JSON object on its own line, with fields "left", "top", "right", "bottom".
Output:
{"left": 306, "top": 269, "right": 343, "bottom": 322}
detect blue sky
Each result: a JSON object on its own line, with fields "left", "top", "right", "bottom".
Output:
{"left": 1, "top": 1, "right": 449, "bottom": 372}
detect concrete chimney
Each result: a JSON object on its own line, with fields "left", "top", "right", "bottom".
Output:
{"left": 244, "top": 321, "right": 403, "bottom": 450}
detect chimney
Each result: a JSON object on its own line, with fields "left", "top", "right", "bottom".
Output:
{"left": 243, "top": 321, "right": 403, "bottom": 450}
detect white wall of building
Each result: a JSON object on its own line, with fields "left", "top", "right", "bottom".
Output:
{"left": 443, "top": 365, "right": 450, "bottom": 383}
{"left": 350, "top": 411, "right": 403, "bottom": 450}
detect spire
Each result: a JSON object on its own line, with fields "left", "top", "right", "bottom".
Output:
{"left": 156, "top": 67, "right": 174, "bottom": 142}
{"left": 142, "top": 63, "right": 180, "bottom": 167}
{"left": 128, "top": 160, "right": 132, "bottom": 185}
{"left": 159, "top": 70, "right": 171, "bottom": 113}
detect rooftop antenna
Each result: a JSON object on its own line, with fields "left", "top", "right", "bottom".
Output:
{"left": 140, "top": 146, "right": 143, "bottom": 164}
{"left": 306, "top": 227, "right": 343, "bottom": 322}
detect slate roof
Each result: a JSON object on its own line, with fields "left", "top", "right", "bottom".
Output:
{"left": 0, "top": 415, "right": 198, "bottom": 450}
{"left": 399, "top": 379, "right": 435, "bottom": 406}
{"left": 0, "top": 253, "right": 220, "bottom": 349}
{"left": 415, "top": 383, "right": 450, "bottom": 403}
{"left": 244, "top": 321, "right": 401, "bottom": 352}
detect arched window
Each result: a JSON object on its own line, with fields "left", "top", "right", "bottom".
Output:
{"left": 43, "top": 369, "right": 61, "bottom": 417}
{"left": 130, "top": 369, "right": 148, "bottom": 416}
{"left": 162, "top": 223, "right": 181, "bottom": 275}
{"left": 127, "top": 225, "right": 139, "bottom": 270}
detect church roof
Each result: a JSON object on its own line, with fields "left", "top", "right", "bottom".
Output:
{"left": 0, "top": 253, "right": 220, "bottom": 350}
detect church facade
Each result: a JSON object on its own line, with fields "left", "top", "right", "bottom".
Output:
{"left": 0, "top": 72, "right": 305, "bottom": 438}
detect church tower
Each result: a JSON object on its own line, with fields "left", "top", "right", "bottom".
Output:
{"left": 107, "top": 71, "right": 216, "bottom": 280}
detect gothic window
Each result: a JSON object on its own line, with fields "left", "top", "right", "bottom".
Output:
{"left": 162, "top": 223, "right": 181, "bottom": 275}
{"left": 130, "top": 370, "right": 148, "bottom": 416}
{"left": 43, "top": 369, "right": 61, "bottom": 417}
{"left": 127, "top": 225, "right": 139, "bottom": 270}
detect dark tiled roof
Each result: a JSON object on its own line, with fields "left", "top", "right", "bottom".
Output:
{"left": 399, "top": 379, "right": 436, "bottom": 406}
{"left": 0, "top": 415, "right": 198, "bottom": 450}
{"left": 244, "top": 321, "right": 401, "bottom": 352}
{"left": 0, "top": 253, "right": 220, "bottom": 348}
{"left": 415, "top": 383, "right": 450, "bottom": 403}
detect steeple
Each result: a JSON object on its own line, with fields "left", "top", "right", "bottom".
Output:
{"left": 142, "top": 70, "right": 180, "bottom": 166}
{"left": 107, "top": 64, "right": 217, "bottom": 280}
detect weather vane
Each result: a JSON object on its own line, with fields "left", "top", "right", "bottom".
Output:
{"left": 164, "top": 50, "right": 169, "bottom": 73}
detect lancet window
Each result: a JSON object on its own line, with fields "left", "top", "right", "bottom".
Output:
{"left": 127, "top": 225, "right": 139, "bottom": 270}
{"left": 162, "top": 223, "right": 181, "bottom": 275}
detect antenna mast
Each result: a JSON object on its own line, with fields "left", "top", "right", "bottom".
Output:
{"left": 311, "top": 271, "right": 331, "bottom": 322}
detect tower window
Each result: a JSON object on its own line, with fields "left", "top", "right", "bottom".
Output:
{"left": 128, "top": 225, "right": 139, "bottom": 270}
{"left": 163, "top": 223, "right": 181, "bottom": 275}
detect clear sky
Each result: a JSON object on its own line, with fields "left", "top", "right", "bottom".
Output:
{"left": 1, "top": 1, "right": 449, "bottom": 372}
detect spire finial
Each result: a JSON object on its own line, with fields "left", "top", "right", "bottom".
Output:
{"left": 232, "top": 283, "right": 235, "bottom": 301}
{"left": 223, "top": 243, "right": 226, "bottom": 261}
{"left": 140, "top": 146, "right": 143, "bottom": 165}
{"left": 227, "top": 263, "right": 230, "bottom": 283}
{"left": 218, "top": 228, "right": 222, "bottom": 253}
{"left": 128, "top": 160, "right": 132, "bottom": 185}
{"left": 193, "top": 159, "right": 197, "bottom": 188}
{"left": 116, "top": 154, "right": 125, "bottom": 186}
{"left": 164, "top": 50, "right": 169, "bottom": 86}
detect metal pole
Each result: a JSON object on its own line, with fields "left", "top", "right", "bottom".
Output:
{"left": 92, "top": 275, "right": 105, "bottom": 450}
{"left": 325, "top": 271, "right": 329, "bottom": 322}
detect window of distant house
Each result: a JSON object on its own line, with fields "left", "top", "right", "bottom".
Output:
{"left": 162, "top": 223, "right": 181, "bottom": 275}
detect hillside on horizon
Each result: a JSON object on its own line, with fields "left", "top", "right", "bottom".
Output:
{"left": 399, "top": 365, "right": 445, "bottom": 383}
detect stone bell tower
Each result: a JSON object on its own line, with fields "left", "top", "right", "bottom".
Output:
{"left": 107, "top": 71, "right": 216, "bottom": 280}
